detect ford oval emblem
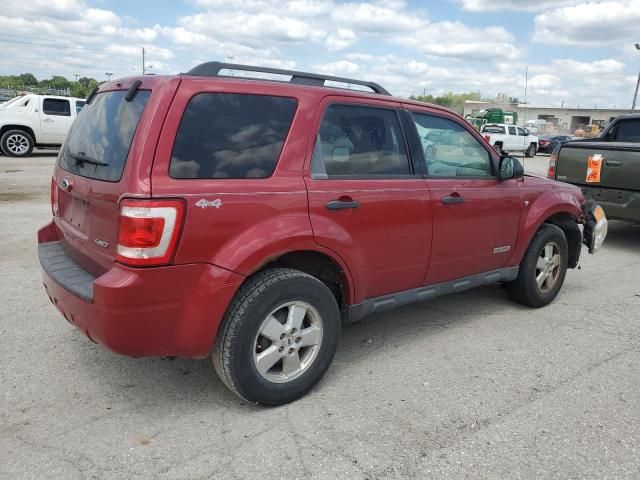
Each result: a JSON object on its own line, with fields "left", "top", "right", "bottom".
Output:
{"left": 61, "top": 178, "right": 72, "bottom": 191}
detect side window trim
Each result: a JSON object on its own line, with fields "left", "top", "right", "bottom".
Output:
{"left": 311, "top": 102, "right": 416, "bottom": 180}
{"left": 407, "top": 109, "right": 497, "bottom": 179}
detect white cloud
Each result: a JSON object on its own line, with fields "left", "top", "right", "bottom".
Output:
{"left": 459, "top": 0, "right": 582, "bottom": 11}
{"left": 533, "top": 1, "right": 640, "bottom": 46}
{"left": 325, "top": 29, "right": 357, "bottom": 51}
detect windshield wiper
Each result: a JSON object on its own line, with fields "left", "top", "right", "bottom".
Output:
{"left": 69, "top": 151, "right": 108, "bottom": 166}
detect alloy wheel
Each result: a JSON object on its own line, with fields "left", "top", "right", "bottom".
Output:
{"left": 253, "top": 301, "right": 323, "bottom": 383}
{"left": 535, "top": 241, "right": 561, "bottom": 293}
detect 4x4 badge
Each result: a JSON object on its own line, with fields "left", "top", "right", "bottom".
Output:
{"left": 195, "top": 198, "right": 223, "bottom": 209}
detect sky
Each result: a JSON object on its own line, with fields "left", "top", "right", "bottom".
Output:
{"left": 0, "top": 0, "right": 639, "bottom": 108}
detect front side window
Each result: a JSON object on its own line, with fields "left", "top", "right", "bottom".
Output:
{"left": 517, "top": 127, "right": 526, "bottom": 136}
{"left": 311, "top": 104, "right": 410, "bottom": 177}
{"left": 412, "top": 112, "right": 492, "bottom": 178}
{"left": 170, "top": 93, "right": 297, "bottom": 179}
{"left": 43, "top": 98, "right": 71, "bottom": 116}
{"left": 508, "top": 126, "right": 517, "bottom": 135}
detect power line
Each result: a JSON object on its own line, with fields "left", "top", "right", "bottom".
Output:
{"left": 0, "top": 37, "right": 107, "bottom": 52}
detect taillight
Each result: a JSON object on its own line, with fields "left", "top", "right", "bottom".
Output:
{"left": 116, "top": 199, "right": 185, "bottom": 266}
{"left": 540, "top": 140, "right": 549, "bottom": 146}
{"left": 547, "top": 153, "right": 557, "bottom": 179}
{"left": 50, "top": 177, "right": 58, "bottom": 217}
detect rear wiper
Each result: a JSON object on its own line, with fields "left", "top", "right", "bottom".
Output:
{"left": 69, "top": 151, "right": 108, "bottom": 166}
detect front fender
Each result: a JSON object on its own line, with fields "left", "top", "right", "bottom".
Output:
{"left": 512, "top": 190, "right": 582, "bottom": 265}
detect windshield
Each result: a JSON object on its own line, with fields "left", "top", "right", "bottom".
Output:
{"left": 57, "top": 90, "right": 150, "bottom": 182}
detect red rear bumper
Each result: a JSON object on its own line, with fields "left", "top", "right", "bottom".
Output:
{"left": 38, "top": 221, "right": 244, "bottom": 358}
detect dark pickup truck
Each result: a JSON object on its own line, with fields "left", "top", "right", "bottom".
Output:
{"left": 549, "top": 114, "right": 640, "bottom": 222}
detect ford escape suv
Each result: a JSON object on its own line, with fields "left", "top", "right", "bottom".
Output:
{"left": 38, "top": 62, "right": 608, "bottom": 405}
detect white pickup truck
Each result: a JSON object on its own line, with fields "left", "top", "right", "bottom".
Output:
{"left": 0, "top": 94, "right": 85, "bottom": 157}
{"left": 481, "top": 123, "right": 539, "bottom": 157}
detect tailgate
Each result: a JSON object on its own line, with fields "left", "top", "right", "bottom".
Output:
{"left": 51, "top": 80, "right": 165, "bottom": 275}
{"left": 556, "top": 142, "right": 640, "bottom": 190}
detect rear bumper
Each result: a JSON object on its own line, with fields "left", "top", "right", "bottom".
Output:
{"left": 581, "top": 186, "right": 640, "bottom": 222}
{"left": 37, "top": 221, "right": 244, "bottom": 358}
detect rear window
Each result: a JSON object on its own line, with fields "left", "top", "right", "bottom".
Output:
{"left": 57, "top": 90, "right": 150, "bottom": 182}
{"left": 170, "top": 93, "right": 297, "bottom": 179}
{"left": 482, "top": 125, "right": 505, "bottom": 134}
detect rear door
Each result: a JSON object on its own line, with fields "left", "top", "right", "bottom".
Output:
{"left": 305, "top": 97, "right": 432, "bottom": 301}
{"left": 40, "top": 97, "right": 73, "bottom": 144}
{"left": 408, "top": 109, "right": 523, "bottom": 285}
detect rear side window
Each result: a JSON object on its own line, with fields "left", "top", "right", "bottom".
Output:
{"left": 170, "top": 93, "right": 297, "bottom": 179}
{"left": 57, "top": 90, "right": 150, "bottom": 182}
{"left": 311, "top": 104, "right": 410, "bottom": 177}
{"left": 614, "top": 119, "right": 640, "bottom": 142}
{"left": 482, "top": 125, "right": 505, "bottom": 134}
{"left": 43, "top": 98, "right": 71, "bottom": 116}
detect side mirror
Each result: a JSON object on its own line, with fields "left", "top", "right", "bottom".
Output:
{"left": 498, "top": 156, "right": 524, "bottom": 180}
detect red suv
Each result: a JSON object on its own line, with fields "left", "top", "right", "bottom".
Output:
{"left": 38, "top": 62, "right": 607, "bottom": 405}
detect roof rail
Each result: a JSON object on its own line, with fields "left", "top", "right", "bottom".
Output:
{"left": 185, "top": 61, "right": 391, "bottom": 96}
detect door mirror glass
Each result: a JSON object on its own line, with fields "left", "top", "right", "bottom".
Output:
{"left": 498, "top": 156, "right": 524, "bottom": 180}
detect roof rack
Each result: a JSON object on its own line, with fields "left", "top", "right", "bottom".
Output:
{"left": 185, "top": 61, "right": 391, "bottom": 96}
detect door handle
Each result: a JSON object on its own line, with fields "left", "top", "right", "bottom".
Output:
{"left": 42, "top": 118, "right": 54, "bottom": 123}
{"left": 326, "top": 199, "right": 360, "bottom": 210}
{"left": 441, "top": 195, "right": 465, "bottom": 205}
{"left": 605, "top": 160, "right": 622, "bottom": 166}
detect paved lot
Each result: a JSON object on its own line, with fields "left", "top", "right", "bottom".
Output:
{"left": 1, "top": 154, "right": 639, "bottom": 479}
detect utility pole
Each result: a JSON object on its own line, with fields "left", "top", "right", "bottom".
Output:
{"left": 74, "top": 74, "right": 79, "bottom": 82}
{"left": 105, "top": 72, "right": 113, "bottom": 81}
{"left": 142, "top": 47, "right": 146, "bottom": 75}
{"left": 632, "top": 43, "right": 640, "bottom": 110}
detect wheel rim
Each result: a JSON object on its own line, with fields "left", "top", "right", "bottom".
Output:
{"left": 535, "top": 241, "right": 561, "bottom": 293}
{"left": 253, "top": 301, "right": 323, "bottom": 384}
{"left": 6, "top": 133, "right": 29, "bottom": 155}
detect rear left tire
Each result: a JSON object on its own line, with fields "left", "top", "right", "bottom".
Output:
{"left": 212, "top": 268, "right": 340, "bottom": 405}
{"left": 525, "top": 144, "right": 537, "bottom": 158}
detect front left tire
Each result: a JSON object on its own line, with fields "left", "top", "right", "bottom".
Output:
{"left": 212, "top": 268, "right": 340, "bottom": 405}
{"left": 507, "top": 224, "right": 569, "bottom": 308}
{"left": 1, "top": 129, "right": 34, "bottom": 157}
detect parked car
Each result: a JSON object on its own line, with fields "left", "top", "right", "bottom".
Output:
{"left": 0, "top": 94, "right": 85, "bottom": 157}
{"left": 38, "top": 63, "right": 607, "bottom": 405}
{"left": 549, "top": 114, "right": 640, "bottom": 222}
{"left": 481, "top": 123, "right": 539, "bottom": 157}
{"left": 538, "top": 135, "right": 578, "bottom": 154}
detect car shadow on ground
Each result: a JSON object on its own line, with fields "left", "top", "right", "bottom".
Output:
{"left": 69, "top": 284, "right": 514, "bottom": 410}
{"left": 601, "top": 220, "right": 640, "bottom": 252}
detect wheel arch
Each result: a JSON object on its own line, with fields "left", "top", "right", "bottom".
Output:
{"left": 0, "top": 124, "right": 36, "bottom": 141}
{"left": 514, "top": 191, "right": 583, "bottom": 267}
{"left": 249, "top": 249, "right": 354, "bottom": 310}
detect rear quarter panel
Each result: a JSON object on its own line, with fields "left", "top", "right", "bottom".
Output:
{"left": 150, "top": 79, "right": 356, "bottom": 301}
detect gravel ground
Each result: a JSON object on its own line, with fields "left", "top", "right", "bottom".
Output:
{"left": 1, "top": 154, "right": 639, "bottom": 480}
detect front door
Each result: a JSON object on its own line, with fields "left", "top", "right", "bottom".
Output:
{"left": 409, "top": 110, "right": 524, "bottom": 285}
{"left": 40, "top": 97, "right": 73, "bottom": 144}
{"left": 305, "top": 98, "right": 432, "bottom": 302}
